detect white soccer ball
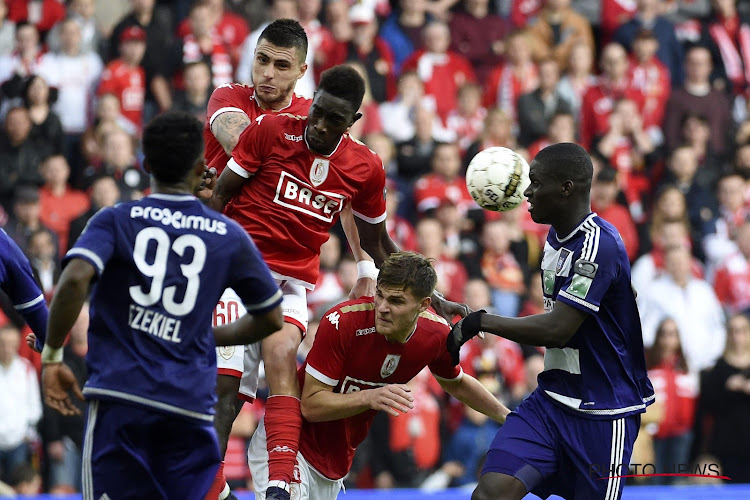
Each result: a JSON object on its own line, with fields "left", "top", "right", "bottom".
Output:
{"left": 466, "top": 147, "right": 531, "bottom": 212}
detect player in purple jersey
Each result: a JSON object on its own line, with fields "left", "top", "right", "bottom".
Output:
{"left": 39, "top": 112, "right": 285, "bottom": 500}
{"left": 448, "top": 143, "right": 654, "bottom": 500}
{"left": 0, "top": 228, "right": 48, "bottom": 348}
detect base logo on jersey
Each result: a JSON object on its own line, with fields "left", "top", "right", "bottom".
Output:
{"left": 274, "top": 171, "right": 345, "bottom": 223}
{"left": 310, "top": 158, "right": 330, "bottom": 186}
{"left": 380, "top": 354, "right": 401, "bottom": 378}
{"left": 218, "top": 345, "right": 235, "bottom": 360}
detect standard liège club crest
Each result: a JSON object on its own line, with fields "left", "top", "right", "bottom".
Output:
{"left": 310, "top": 158, "right": 330, "bottom": 187}
{"left": 380, "top": 354, "right": 401, "bottom": 378}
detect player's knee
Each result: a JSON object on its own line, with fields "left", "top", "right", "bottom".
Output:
{"left": 262, "top": 324, "right": 302, "bottom": 369}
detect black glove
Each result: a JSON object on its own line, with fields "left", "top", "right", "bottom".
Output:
{"left": 446, "top": 310, "right": 486, "bottom": 366}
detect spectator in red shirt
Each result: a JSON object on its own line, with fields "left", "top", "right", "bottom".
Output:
{"left": 416, "top": 217, "right": 467, "bottom": 303}
{"left": 38, "top": 155, "right": 89, "bottom": 256}
{"left": 446, "top": 82, "right": 486, "bottom": 157}
{"left": 176, "top": 0, "right": 249, "bottom": 68}
{"left": 703, "top": 0, "right": 750, "bottom": 96}
{"left": 413, "top": 142, "right": 475, "bottom": 215}
{"left": 384, "top": 180, "right": 417, "bottom": 251}
{"left": 593, "top": 98, "right": 655, "bottom": 216}
{"left": 480, "top": 219, "right": 526, "bottom": 317}
{"left": 483, "top": 29, "right": 539, "bottom": 124}
{"left": 335, "top": 4, "right": 396, "bottom": 104}
{"left": 646, "top": 317, "right": 698, "bottom": 485}
{"left": 580, "top": 42, "right": 645, "bottom": 150}
{"left": 401, "top": 21, "right": 476, "bottom": 122}
{"left": 6, "top": 0, "right": 64, "bottom": 37}
{"left": 511, "top": 0, "right": 543, "bottom": 29}
{"left": 713, "top": 221, "right": 750, "bottom": 315}
{"left": 170, "top": 0, "right": 232, "bottom": 91}
{"left": 97, "top": 26, "right": 146, "bottom": 133}
{"left": 449, "top": 0, "right": 510, "bottom": 85}
{"left": 601, "top": 0, "right": 638, "bottom": 43}
{"left": 591, "top": 167, "right": 640, "bottom": 261}
{"left": 628, "top": 29, "right": 671, "bottom": 136}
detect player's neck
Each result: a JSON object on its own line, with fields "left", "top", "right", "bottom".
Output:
{"left": 257, "top": 94, "right": 292, "bottom": 112}
{"left": 553, "top": 205, "right": 592, "bottom": 239}
{"left": 151, "top": 180, "right": 195, "bottom": 197}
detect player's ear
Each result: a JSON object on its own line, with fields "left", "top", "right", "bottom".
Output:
{"left": 419, "top": 296, "right": 431, "bottom": 313}
{"left": 561, "top": 179, "right": 574, "bottom": 196}
{"left": 350, "top": 112, "right": 363, "bottom": 127}
{"left": 298, "top": 62, "right": 308, "bottom": 80}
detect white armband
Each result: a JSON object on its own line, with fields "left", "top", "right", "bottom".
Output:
{"left": 41, "top": 344, "right": 63, "bottom": 364}
{"left": 357, "top": 260, "right": 379, "bottom": 280}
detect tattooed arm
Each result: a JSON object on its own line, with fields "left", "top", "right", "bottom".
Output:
{"left": 211, "top": 111, "right": 252, "bottom": 155}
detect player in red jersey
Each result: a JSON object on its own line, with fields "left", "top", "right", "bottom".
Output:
{"left": 247, "top": 252, "right": 508, "bottom": 499}
{"left": 203, "top": 21, "right": 379, "bottom": 500}
{"left": 205, "top": 65, "right": 470, "bottom": 500}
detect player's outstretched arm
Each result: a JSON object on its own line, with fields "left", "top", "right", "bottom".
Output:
{"left": 437, "top": 373, "right": 510, "bottom": 424}
{"left": 41, "top": 258, "right": 94, "bottom": 416}
{"left": 211, "top": 111, "right": 251, "bottom": 155}
{"left": 450, "top": 303, "right": 588, "bottom": 358}
{"left": 206, "top": 164, "right": 246, "bottom": 213}
{"left": 213, "top": 304, "right": 283, "bottom": 346}
{"left": 301, "top": 372, "right": 414, "bottom": 422}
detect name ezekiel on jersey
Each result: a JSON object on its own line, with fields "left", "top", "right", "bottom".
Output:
{"left": 128, "top": 304, "right": 183, "bottom": 343}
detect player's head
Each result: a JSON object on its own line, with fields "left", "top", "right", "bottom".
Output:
{"left": 253, "top": 19, "right": 308, "bottom": 106}
{"left": 306, "top": 65, "right": 364, "bottom": 155}
{"left": 142, "top": 111, "right": 204, "bottom": 190}
{"left": 525, "top": 143, "right": 593, "bottom": 226}
{"left": 374, "top": 252, "right": 437, "bottom": 343}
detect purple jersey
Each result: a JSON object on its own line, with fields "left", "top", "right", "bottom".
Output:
{"left": 65, "top": 193, "right": 282, "bottom": 421}
{"left": 538, "top": 213, "right": 654, "bottom": 419}
{"left": 0, "top": 228, "right": 48, "bottom": 344}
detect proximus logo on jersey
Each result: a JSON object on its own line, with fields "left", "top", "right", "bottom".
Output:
{"left": 274, "top": 171, "right": 345, "bottom": 223}
{"left": 130, "top": 206, "right": 227, "bottom": 235}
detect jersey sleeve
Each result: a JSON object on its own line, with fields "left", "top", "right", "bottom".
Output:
{"left": 428, "top": 330, "right": 463, "bottom": 381}
{"left": 207, "top": 83, "right": 249, "bottom": 127}
{"left": 226, "top": 113, "right": 276, "bottom": 178}
{"left": 304, "top": 306, "right": 348, "bottom": 387}
{"left": 350, "top": 150, "right": 387, "bottom": 224}
{"left": 556, "top": 230, "right": 619, "bottom": 314}
{"left": 226, "top": 223, "right": 282, "bottom": 315}
{"left": 0, "top": 229, "right": 48, "bottom": 343}
{"left": 63, "top": 208, "right": 116, "bottom": 276}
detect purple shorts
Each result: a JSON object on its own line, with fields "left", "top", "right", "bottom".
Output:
{"left": 482, "top": 390, "right": 640, "bottom": 500}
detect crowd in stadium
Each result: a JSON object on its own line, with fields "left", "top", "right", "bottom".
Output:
{"left": 0, "top": 0, "right": 750, "bottom": 495}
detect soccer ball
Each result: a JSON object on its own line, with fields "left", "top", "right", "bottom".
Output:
{"left": 466, "top": 147, "right": 531, "bottom": 212}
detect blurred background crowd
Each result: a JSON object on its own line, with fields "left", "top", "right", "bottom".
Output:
{"left": 1, "top": 0, "right": 750, "bottom": 495}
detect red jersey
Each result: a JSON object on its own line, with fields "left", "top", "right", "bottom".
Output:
{"left": 204, "top": 83, "right": 311, "bottom": 173}
{"left": 579, "top": 79, "right": 644, "bottom": 150}
{"left": 601, "top": 0, "right": 637, "bottom": 42}
{"left": 628, "top": 56, "right": 671, "bottom": 128}
{"left": 648, "top": 364, "right": 697, "bottom": 439}
{"left": 177, "top": 12, "right": 249, "bottom": 65}
{"left": 511, "top": 0, "right": 543, "bottom": 28}
{"left": 97, "top": 59, "right": 145, "bottom": 132}
{"left": 229, "top": 114, "right": 387, "bottom": 288}
{"left": 299, "top": 298, "right": 462, "bottom": 480}
{"left": 401, "top": 50, "right": 476, "bottom": 121}
{"left": 713, "top": 252, "right": 750, "bottom": 314}
{"left": 483, "top": 63, "right": 539, "bottom": 121}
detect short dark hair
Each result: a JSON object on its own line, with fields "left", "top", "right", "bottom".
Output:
{"left": 533, "top": 142, "right": 593, "bottom": 188}
{"left": 258, "top": 19, "right": 308, "bottom": 62}
{"left": 377, "top": 251, "right": 437, "bottom": 299}
{"left": 317, "top": 65, "right": 365, "bottom": 112}
{"left": 142, "top": 111, "right": 204, "bottom": 185}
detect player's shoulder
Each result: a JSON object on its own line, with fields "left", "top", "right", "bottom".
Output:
{"left": 417, "top": 309, "right": 450, "bottom": 334}
{"left": 345, "top": 135, "right": 383, "bottom": 168}
{"left": 289, "top": 93, "right": 312, "bottom": 113}
{"left": 571, "top": 215, "right": 626, "bottom": 268}
{"left": 211, "top": 82, "right": 254, "bottom": 98}
{"left": 321, "top": 297, "right": 375, "bottom": 330}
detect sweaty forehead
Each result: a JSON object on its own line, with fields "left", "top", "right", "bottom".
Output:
{"left": 256, "top": 38, "right": 302, "bottom": 63}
